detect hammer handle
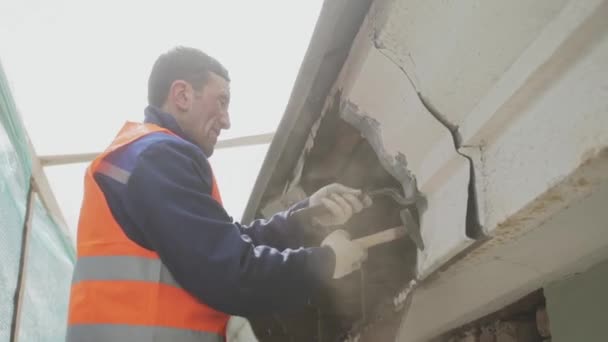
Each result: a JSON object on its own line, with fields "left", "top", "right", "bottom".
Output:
{"left": 353, "top": 226, "right": 406, "bottom": 249}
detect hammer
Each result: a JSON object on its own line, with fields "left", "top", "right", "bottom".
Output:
{"left": 352, "top": 209, "right": 419, "bottom": 250}
{"left": 292, "top": 188, "right": 424, "bottom": 250}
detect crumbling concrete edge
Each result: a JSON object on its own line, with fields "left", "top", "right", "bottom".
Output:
{"left": 340, "top": 100, "right": 421, "bottom": 204}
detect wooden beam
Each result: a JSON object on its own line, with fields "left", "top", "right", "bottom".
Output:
{"left": 39, "top": 152, "right": 98, "bottom": 167}
{"left": 26, "top": 134, "right": 69, "bottom": 235}
{"left": 215, "top": 132, "right": 274, "bottom": 150}
{"left": 39, "top": 132, "right": 275, "bottom": 166}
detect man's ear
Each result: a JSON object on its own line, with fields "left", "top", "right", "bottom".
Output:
{"left": 169, "top": 80, "right": 192, "bottom": 112}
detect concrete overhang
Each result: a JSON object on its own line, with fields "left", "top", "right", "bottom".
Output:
{"left": 246, "top": 0, "right": 608, "bottom": 340}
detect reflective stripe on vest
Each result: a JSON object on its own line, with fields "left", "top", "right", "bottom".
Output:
{"left": 67, "top": 122, "right": 229, "bottom": 341}
{"left": 71, "top": 255, "right": 179, "bottom": 287}
{"left": 67, "top": 324, "right": 222, "bottom": 342}
{"left": 96, "top": 160, "right": 131, "bottom": 184}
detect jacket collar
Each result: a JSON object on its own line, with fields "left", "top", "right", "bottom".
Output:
{"left": 144, "top": 105, "right": 194, "bottom": 144}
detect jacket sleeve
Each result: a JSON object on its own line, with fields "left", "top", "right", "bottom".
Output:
{"left": 235, "top": 199, "right": 312, "bottom": 250}
{"left": 123, "top": 140, "right": 335, "bottom": 316}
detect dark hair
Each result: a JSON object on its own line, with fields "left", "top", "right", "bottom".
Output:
{"left": 147, "top": 46, "right": 230, "bottom": 107}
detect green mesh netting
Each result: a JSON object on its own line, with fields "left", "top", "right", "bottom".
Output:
{"left": 18, "top": 196, "right": 75, "bottom": 341}
{"left": 0, "top": 60, "right": 31, "bottom": 342}
{"left": 0, "top": 62, "right": 31, "bottom": 176}
{"left": 0, "top": 61, "right": 75, "bottom": 341}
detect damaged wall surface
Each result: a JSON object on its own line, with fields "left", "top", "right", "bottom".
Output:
{"left": 351, "top": 0, "right": 608, "bottom": 340}
{"left": 245, "top": 0, "right": 608, "bottom": 341}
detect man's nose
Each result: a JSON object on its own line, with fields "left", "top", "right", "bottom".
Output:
{"left": 219, "top": 110, "right": 231, "bottom": 130}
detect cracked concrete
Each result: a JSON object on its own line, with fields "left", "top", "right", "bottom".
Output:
{"left": 253, "top": 0, "right": 608, "bottom": 340}
{"left": 370, "top": 0, "right": 570, "bottom": 124}
{"left": 332, "top": 11, "right": 476, "bottom": 279}
{"left": 340, "top": 101, "right": 419, "bottom": 201}
{"left": 372, "top": 33, "right": 487, "bottom": 241}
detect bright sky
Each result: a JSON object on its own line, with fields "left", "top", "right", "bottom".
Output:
{"left": 0, "top": 0, "right": 323, "bottom": 238}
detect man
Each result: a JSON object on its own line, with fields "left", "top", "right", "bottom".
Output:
{"left": 67, "top": 46, "right": 370, "bottom": 341}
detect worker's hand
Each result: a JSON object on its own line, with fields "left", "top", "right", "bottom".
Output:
{"left": 321, "top": 229, "right": 367, "bottom": 279}
{"left": 309, "top": 183, "right": 372, "bottom": 227}
{"left": 226, "top": 316, "right": 258, "bottom": 342}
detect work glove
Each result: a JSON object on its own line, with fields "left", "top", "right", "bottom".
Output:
{"left": 309, "top": 183, "right": 372, "bottom": 227}
{"left": 226, "top": 316, "right": 258, "bottom": 342}
{"left": 321, "top": 229, "right": 367, "bottom": 279}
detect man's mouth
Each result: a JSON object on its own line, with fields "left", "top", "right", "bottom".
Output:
{"left": 210, "top": 128, "right": 220, "bottom": 141}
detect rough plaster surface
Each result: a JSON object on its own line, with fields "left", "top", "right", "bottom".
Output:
{"left": 456, "top": 0, "right": 608, "bottom": 147}
{"left": 391, "top": 0, "right": 608, "bottom": 339}
{"left": 373, "top": 0, "right": 569, "bottom": 125}
{"left": 481, "top": 15, "right": 608, "bottom": 232}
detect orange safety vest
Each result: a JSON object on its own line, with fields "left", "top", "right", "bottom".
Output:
{"left": 67, "top": 122, "right": 229, "bottom": 342}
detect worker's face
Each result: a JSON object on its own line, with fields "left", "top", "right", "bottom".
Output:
{"left": 172, "top": 72, "right": 231, "bottom": 157}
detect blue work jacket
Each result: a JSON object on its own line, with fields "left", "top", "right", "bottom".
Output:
{"left": 93, "top": 105, "right": 335, "bottom": 316}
